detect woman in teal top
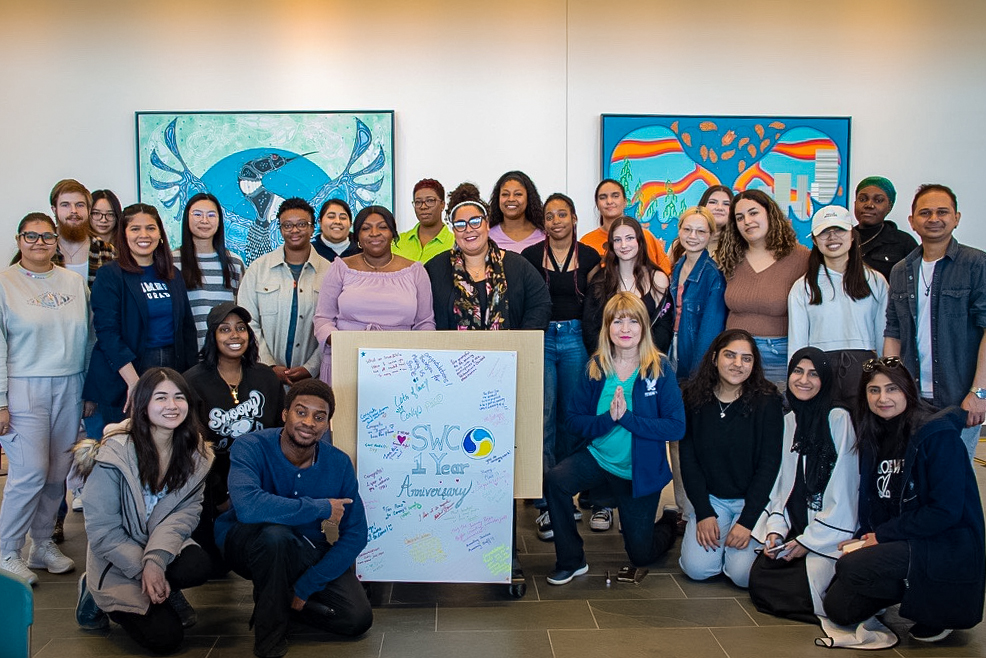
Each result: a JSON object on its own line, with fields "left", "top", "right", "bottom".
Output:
{"left": 544, "top": 292, "right": 686, "bottom": 585}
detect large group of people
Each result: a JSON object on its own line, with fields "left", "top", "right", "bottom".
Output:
{"left": 0, "top": 172, "right": 983, "bottom": 656}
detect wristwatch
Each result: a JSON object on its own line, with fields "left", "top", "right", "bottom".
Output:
{"left": 970, "top": 387, "right": 986, "bottom": 400}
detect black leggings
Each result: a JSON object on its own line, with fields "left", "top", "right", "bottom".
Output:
{"left": 107, "top": 544, "right": 211, "bottom": 654}
{"left": 822, "top": 540, "right": 909, "bottom": 626}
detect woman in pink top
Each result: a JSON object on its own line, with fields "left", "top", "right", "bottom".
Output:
{"left": 486, "top": 171, "right": 546, "bottom": 253}
{"left": 715, "top": 190, "right": 809, "bottom": 391}
{"left": 313, "top": 206, "right": 436, "bottom": 383}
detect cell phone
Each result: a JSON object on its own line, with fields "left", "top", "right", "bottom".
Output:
{"left": 841, "top": 538, "right": 867, "bottom": 554}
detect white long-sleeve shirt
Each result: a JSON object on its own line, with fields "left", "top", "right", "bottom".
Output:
{"left": 787, "top": 267, "right": 888, "bottom": 363}
{"left": 0, "top": 265, "right": 91, "bottom": 405}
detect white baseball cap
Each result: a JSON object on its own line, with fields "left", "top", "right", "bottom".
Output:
{"left": 810, "top": 205, "right": 854, "bottom": 237}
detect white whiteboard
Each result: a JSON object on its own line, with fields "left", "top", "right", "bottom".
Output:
{"left": 355, "top": 348, "right": 517, "bottom": 583}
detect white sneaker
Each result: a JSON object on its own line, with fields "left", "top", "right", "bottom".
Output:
{"left": 1, "top": 552, "right": 39, "bottom": 585}
{"left": 28, "top": 539, "right": 75, "bottom": 574}
{"left": 71, "top": 490, "right": 84, "bottom": 513}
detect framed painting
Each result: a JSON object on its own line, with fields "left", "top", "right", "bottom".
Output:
{"left": 136, "top": 110, "right": 395, "bottom": 265}
{"left": 600, "top": 114, "right": 851, "bottom": 247}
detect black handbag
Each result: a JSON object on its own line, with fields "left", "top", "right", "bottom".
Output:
{"left": 748, "top": 544, "right": 817, "bottom": 625}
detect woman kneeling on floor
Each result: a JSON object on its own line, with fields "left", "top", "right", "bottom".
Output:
{"left": 822, "top": 357, "right": 985, "bottom": 644}
{"left": 749, "top": 348, "right": 896, "bottom": 649}
{"left": 74, "top": 367, "right": 214, "bottom": 654}
{"left": 544, "top": 292, "right": 684, "bottom": 585}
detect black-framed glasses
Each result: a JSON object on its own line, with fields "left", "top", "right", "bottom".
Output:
{"left": 279, "top": 220, "right": 312, "bottom": 232}
{"left": 862, "top": 356, "right": 902, "bottom": 372}
{"left": 413, "top": 197, "right": 439, "bottom": 209}
{"left": 451, "top": 216, "right": 485, "bottom": 232}
{"left": 90, "top": 211, "right": 117, "bottom": 221}
{"left": 19, "top": 231, "right": 57, "bottom": 245}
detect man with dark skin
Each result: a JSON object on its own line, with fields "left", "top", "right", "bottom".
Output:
{"left": 216, "top": 379, "right": 372, "bottom": 658}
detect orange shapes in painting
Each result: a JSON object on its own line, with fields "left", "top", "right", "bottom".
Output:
{"left": 611, "top": 137, "right": 683, "bottom": 162}
{"left": 632, "top": 165, "right": 720, "bottom": 217}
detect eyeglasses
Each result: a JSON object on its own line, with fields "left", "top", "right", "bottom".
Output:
{"left": 190, "top": 211, "right": 219, "bottom": 220}
{"left": 413, "top": 197, "right": 440, "bottom": 209}
{"left": 862, "top": 356, "right": 903, "bottom": 372}
{"left": 19, "top": 231, "right": 58, "bottom": 245}
{"left": 91, "top": 211, "right": 117, "bottom": 221}
{"left": 279, "top": 221, "right": 312, "bottom": 232}
{"left": 451, "top": 216, "right": 485, "bottom": 232}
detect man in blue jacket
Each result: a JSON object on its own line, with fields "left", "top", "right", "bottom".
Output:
{"left": 216, "top": 379, "right": 372, "bottom": 658}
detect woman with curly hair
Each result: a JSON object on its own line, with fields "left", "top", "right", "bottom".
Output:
{"left": 678, "top": 329, "right": 784, "bottom": 587}
{"left": 425, "top": 183, "right": 550, "bottom": 330}
{"left": 74, "top": 368, "right": 213, "bottom": 653}
{"left": 485, "top": 170, "right": 546, "bottom": 253}
{"left": 715, "top": 190, "right": 809, "bottom": 390}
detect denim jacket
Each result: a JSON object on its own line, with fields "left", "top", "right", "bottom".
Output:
{"left": 885, "top": 238, "right": 986, "bottom": 408}
{"left": 670, "top": 251, "right": 727, "bottom": 381}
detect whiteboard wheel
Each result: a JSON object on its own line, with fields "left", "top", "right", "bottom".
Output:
{"left": 508, "top": 583, "right": 526, "bottom": 598}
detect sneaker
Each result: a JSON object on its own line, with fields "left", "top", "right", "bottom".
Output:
{"left": 573, "top": 507, "right": 583, "bottom": 522}
{"left": 167, "top": 589, "right": 197, "bottom": 628}
{"left": 28, "top": 539, "right": 75, "bottom": 574}
{"left": 589, "top": 507, "right": 613, "bottom": 532}
{"left": 546, "top": 563, "right": 589, "bottom": 586}
{"left": 72, "top": 490, "right": 84, "bottom": 513}
{"left": 909, "top": 624, "right": 953, "bottom": 643}
{"left": 1, "top": 552, "right": 38, "bottom": 586}
{"left": 535, "top": 511, "right": 554, "bottom": 541}
{"left": 76, "top": 572, "right": 109, "bottom": 630}
{"left": 51, "top": 518, "right": 65, "bottom": 544}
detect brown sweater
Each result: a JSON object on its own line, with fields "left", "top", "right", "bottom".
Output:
{"left": 724, "top": 245, "right": 809, "bottom": 337}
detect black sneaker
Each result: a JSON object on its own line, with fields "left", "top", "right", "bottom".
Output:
{"left": 535, "top": 511, "right": 554, "bottom": 541}
{"left": 909, "top": 624, "right": 952, "bottom": 642}
{"left": 167, "top": 589, "right": 197, "bottom": 628}
{"left": 546, "top": 563, "right": 589, "bottom": 586}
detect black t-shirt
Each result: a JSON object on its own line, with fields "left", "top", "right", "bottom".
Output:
{"left": 521, "top": 241, "right": 600, "bottom": 321}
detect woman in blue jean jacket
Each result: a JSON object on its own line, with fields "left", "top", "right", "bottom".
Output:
{"left": 544, "top": 292, "right": 685, "bottom": 585}
{"left": 670, "top": 207, "right": 727, "bottom": 382}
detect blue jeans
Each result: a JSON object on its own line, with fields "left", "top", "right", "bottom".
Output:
{"left": 754, "top": 336, "right": 788, "bottom": 393}
{"left": 543, "top": 320, "right": 589, "bottom": 470}
{"left": 546, "top": 449, "right": 674, "bottom": 570}
{"left": 960, "top": 424, "right": 980, "bottom": 463}
{"left": 679, "top": 495, "right": 761, "bottom": 588}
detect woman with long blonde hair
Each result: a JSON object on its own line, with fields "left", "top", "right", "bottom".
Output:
{"left": 543, "top": 292, "right": 684, "bottom": 585}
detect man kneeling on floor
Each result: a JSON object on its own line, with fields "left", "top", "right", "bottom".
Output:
{"left": 215, "top": 379, "right": 372, "bottom": 658}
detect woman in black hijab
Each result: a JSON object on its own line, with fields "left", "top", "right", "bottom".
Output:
{"left": 750, "top": 348, "right": 896, "bottom": 649}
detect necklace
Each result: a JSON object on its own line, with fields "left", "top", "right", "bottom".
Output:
{"left": 59, "top": 239, "right": 88, "bottom": 262}
{"left": 857, "top": 223, "right": 886, "bottom": 248}
{"left": 621, "top": 276, "right": 635, "bottom": 291}
{"left": 362, "top": 253, "right": 394, "bottom": 271}
{"left": 920, "top": 260, "right": 935, "bottom": 297}
{"left": 716, "top": 397, "right": 735, "bottom": 419}
{"left": 218, "top": 365, "right": 243, "bottom": 404}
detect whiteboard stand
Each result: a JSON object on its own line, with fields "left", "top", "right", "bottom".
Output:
{"left": 333, "top": 331, "right": 544, "bottom": 599}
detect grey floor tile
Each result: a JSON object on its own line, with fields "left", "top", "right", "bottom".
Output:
{"left": 535, "top": 573, "right": 683, "bottom": 601}
{"left": 389, "top": 581, "right": 530, "bottom": 606}
{"left": 711, "top": 624, "right": 901, "bottom": 658}
{"left": 549, "top": 627, "right": 727, "bottom": 658}
{"left": 734, "top": 597, "right": 803, "bottom": 626}
{"left": 438, "top": 600, "right": 595, "bottom": 631}
{"left": 210, "top": 633, "right": 382, "bottom": 657}
{"left": 381, "top": 630, "right": 551, "bottom": 658}
{"left": 672, "top": 572, "right": 748, "bottom": 598}
{"left": 31, "top": 581, "right": 80, "bottom": 610}
{"left": 33, "top": 635, "right": 218, "bottom": 657}
{"left": 590, "top": 597, "right": 756, "bottom": 629}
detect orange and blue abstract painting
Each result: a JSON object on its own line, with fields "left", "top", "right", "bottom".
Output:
{"left": 601, "top": 114, "right": 851, "bottom": 247}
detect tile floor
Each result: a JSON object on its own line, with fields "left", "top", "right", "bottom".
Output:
{"left": 3, "top": 443, "right": 986, "bottom": 658}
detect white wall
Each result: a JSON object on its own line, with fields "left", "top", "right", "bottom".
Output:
{"left": 2, "top": 0, "right": 985, "bottom": 260}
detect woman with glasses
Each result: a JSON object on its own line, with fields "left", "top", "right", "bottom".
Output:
{"left": 173, "top": 193, "right": 246, "bottom": 350}
{"left": 716, "top": 190, "right": 810, "bottom": 392}
{"left": 83, "top": 204, "right": 197, "bottom": 426}
{"left": 678, "top": 329, "right": 784, "bottom": 587}
{"left": 311, "top": 199, "right": 361, "bottom": 262}
{"left": 520, "top": 193, "right": 601, "bottom": 535}
{"left": 0, "top": 213, "right": 90, "bottom": 585}
{"left": 486, "top": 171, "right": 546, "bottom": 253}
{"left": 787, "top": 206, "right": 887, "bottom": 408}
{"left": 425, "top": 182, "right": 550, "bottom": 330}
{"left": 90, "top": 190, "right": 123, "bottom": 247}
{"left": 822, "top": 357, "right": 985, "bottom": 644}
{"left": 314, "top": 206, "right": 435, "bottom": 384}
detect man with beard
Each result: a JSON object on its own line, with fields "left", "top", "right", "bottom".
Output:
{"left": 393, "top": 178, "right": 454, "bottom": 262}
{"left": 215, "top": 379, "right": 372, "bottom": 658}
{"left": 49, "top": 179, "right": 116, "bottom": 286}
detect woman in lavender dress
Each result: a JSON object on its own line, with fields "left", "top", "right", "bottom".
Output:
{"left": 313, "top": 206, "right": 436, "bottom": 384}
